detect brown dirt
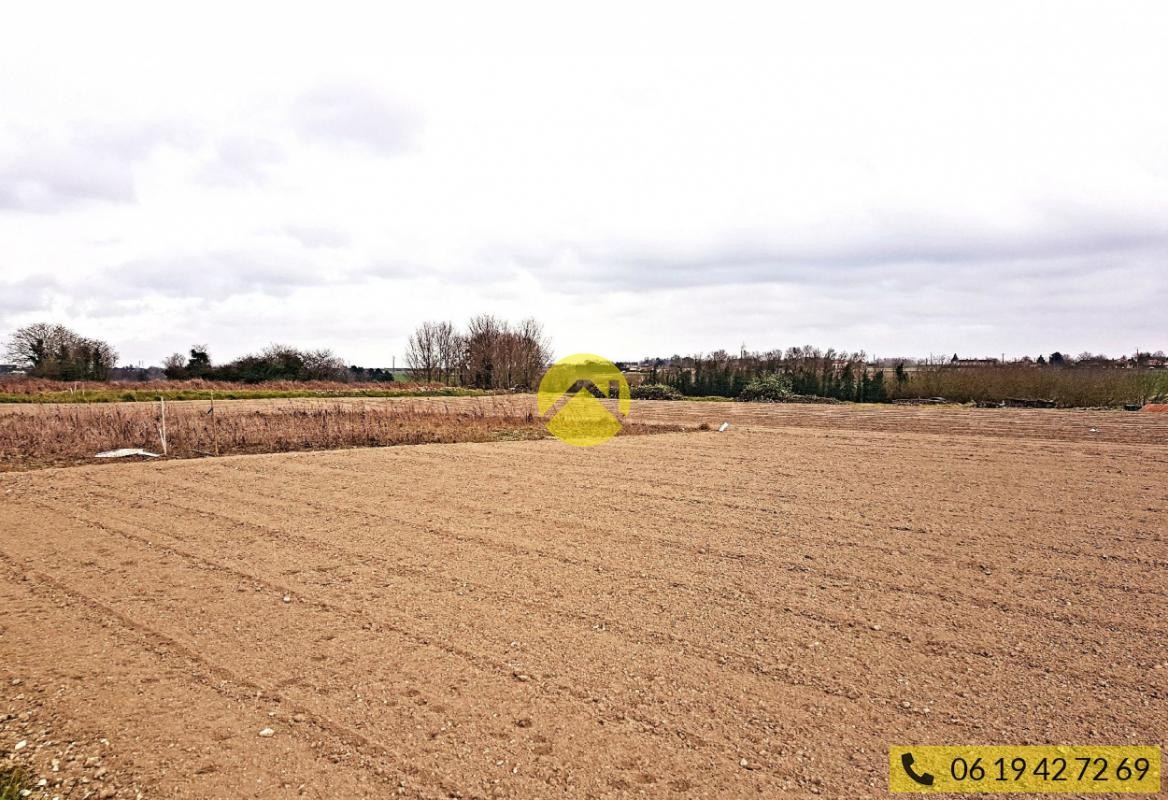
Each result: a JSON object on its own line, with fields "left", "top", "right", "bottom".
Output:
{"left": 1, "top": 403, "right": 1165, "bottom": 798}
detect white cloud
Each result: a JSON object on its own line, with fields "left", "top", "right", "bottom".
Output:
{"left": 0, "top": 1, "right": 1166, "bottom": 365}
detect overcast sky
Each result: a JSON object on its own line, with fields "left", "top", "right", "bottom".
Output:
{"left": 2, "top": 2, "right": 1166, "bottom": 366}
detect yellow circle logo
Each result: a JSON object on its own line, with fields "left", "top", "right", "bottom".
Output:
{"left": 537, "top": 353, "right": 630, "bottom": 447}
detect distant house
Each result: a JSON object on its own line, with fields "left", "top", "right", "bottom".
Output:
{"left": 949, "top": 355, "right": 1000, "bottom": 367}
{"left": 0, "top": 364, "right": 24, "bottom": 376}
{"left": 1129, "top": 352, "right": 1168, "bottom": 369}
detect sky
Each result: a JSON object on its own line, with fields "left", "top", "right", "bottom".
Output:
{"left": 1, "top": 1, "right": 1166, "bottom": 367}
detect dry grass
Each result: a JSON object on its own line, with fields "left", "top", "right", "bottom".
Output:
{"left": 0, "top": 401, "right": 683, "bottom": 471}
{"left": 888, "top": 365, "right": 1168, "bottom": 407}
{"left": 0, "top": 764, "right": 27, "bottom": 800}
{"left": 0, "top": 377, "right": 490, "bottom": 403}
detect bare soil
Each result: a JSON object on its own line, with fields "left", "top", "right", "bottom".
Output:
{"left": 1, "top": 402, "right": 1165, "bottom": 798}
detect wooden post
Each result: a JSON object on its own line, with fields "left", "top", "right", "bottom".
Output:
{"left": 158, "top": 396, "right": 169, "bottom": 456}
{"left": 211, "top": 390, "right": 219, "bottom": 456}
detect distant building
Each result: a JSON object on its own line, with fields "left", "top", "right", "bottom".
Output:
{"left": 1129, "top": 352, "right": 1168, "bottom": 369}
{"left": 949, "top": 355, "right": 1000, "bottom": 367}
{"left": 0, "top": 364, "right": 24, "bottom": 375}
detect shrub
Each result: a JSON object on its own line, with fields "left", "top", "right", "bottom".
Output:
{"left": 738, "top": 374, "right": 794, "bottom": 402}
{"left": 631, "top": 383, "right": 683, "bottom": 400}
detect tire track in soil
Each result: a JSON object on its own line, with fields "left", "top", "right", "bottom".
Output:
{"left": 21, "top": 494, "right": 930, "bottom": 771}
{"left": 25, "top": 455, "right": 1158, "bottom": 756}
{"left": 63, "top": 470, "right": 1164, "bottom": 710}
{"left": 125, "top": 452, "right": 1166, "bottom": 631}
{"left": 3, "top": 500, "right": 807, "bottom": 798}
{"left": 2, "top": 403, "right": 1165, "bottom": 798}
{"left": 41, "top": 443, "right": 1168, "bottom": 719}
{"left": 0, "top": 553, "right": 453, "bottom": 800}
{"left": 124, "top": 449, "right": 1165, "bottom": 643}
{"left": 213, "top": 431, "right": 1168, "bottom": 568}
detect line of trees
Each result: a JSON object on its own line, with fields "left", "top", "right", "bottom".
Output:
{"left": 163, "top": 344, "right": 351, "bottom": 383}
{"left": 405, "top": 315, "right": 551, "bottom": 390}
{"left": 2, "top": 323, "right": 119, "bottom": 380}
{"left": 635, "top": 346, "right": 1168, "bottom": 406}
{"left": 643, "top": 347, "right": 888, "bottom": 401}
{"left": 2, "top": 318, "right": 552, "bottom": 388}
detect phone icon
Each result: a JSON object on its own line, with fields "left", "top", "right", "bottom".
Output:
{"left": 901, "top": 752, "right": 935, "bottom": 786}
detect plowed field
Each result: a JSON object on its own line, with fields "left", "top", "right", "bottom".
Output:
{"left": 2, "top": 402, "right": 1165, "bottom": 798}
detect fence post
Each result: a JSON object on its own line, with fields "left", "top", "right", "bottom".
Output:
{"left": 158, "top": 396, "right": 169, "bottom": 456}
{"left": 211, "top": 390, "right": 219, "bottom": 456}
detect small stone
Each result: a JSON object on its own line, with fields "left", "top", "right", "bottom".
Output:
{"left": 739, "top": 758, "right": 749, "bottom": 768}
{"left": 14, "top": 739, "right": 27, "bottom": 751}
{"left": 282, "top": 595, "right": 292, "bottom": 603}
{"left": 259, "top": 727, "right": 276, "bottom": 737}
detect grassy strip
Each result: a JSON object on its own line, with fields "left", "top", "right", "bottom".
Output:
{"left": 0, "top": 402, "right": 687, "bottom": 472}
{"left": 0, "top": 386, "right": 492, "bottom": 404}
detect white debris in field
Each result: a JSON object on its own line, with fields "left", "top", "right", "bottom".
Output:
{"left": 1089, "top": 428, "right": 1099, "bottom": 433}
{"left": 282, "top": 594, "right": 292, "bottom": 603}
{"left": 95, "top": 449, "right": 160, "bottom": 459}
{"left": 258, "top": 727, "right": 275, "bottom": 737}
{"left": 718, "top": 422, "right": 730, "bottom": 432}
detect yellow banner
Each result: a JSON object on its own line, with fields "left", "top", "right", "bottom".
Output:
{"left": 889, "top": 746, "right": 1161, "bottom": 793}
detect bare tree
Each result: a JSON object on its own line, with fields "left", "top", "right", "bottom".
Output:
{"left": 433, "top": 321, "right": 464, "bottom": 385}
{"left": 405, "top": 321, "right": 443, "bottom": 382}
{"left": 461, "top": 315, "right": 552, "bottom": 389}
{"left": 4, "top": 323, "right": 118, "bottom": 380}
{"left": 402, "top": 316, "right": 550, "bottom": 389}
{"left": 4, "top": 323, "right": 72, "bottom": 371}
{"left": 163, "top": 352, "right": 188, "bottom": 379}
{"left": 464, "top": 314, "right": 502, "bottom": 388}
{"left": 513, "top": 317, "right": 551, "bottom": 389}
{"left": 301, "top": 348, "right": 349, "bottom": 381}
